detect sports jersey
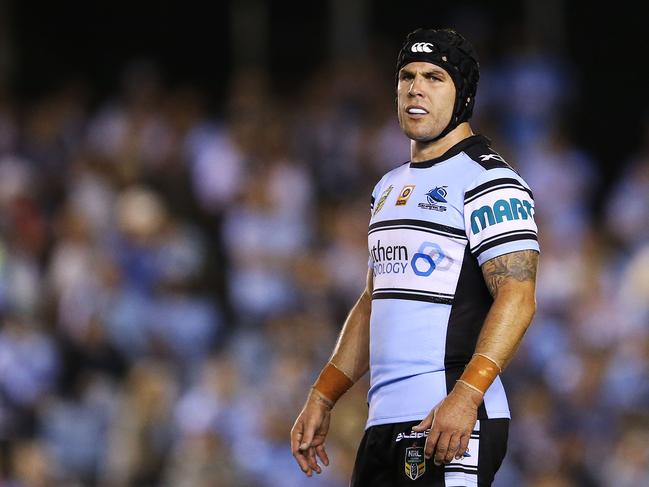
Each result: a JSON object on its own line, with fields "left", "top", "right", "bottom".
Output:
{"left": 366, "top": 135, "right": 539, "bottom": 428}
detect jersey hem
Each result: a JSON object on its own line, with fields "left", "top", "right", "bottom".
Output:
{"left": 365, "top": 410, "right": 511, "bottom": 430}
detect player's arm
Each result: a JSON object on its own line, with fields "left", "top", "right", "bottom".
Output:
{"left": 415, "top": 249, "right": 538, "bottom": 465}
{"left": 472, "top": 249, "right": 538, "bottom": 367}
{"left": 290, "top": 267, "right": 373, "bottom": 476}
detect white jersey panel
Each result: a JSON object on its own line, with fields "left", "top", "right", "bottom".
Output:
{"left": 365, "top": 136, "right": 536, "bottom": 428}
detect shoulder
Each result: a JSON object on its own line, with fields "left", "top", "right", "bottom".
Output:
{"left": 458, "top": 137, "right": 533, "bottom": 196}
{"left": 460, "top": 136, "right": 516, "bottom": 172}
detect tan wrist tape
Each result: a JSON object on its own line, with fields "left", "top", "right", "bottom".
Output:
{"left": 313, "top": 362, "right": 354, "bottom": 404}
{"left": 456, "top": 379, "right": 484, "bottom": 395}
{"left": 458, "top": 354, "right": 501, "bottom": 395}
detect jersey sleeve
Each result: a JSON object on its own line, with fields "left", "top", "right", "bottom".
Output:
{"left": 463, "top": 168, "right": 540, "bottom": 266}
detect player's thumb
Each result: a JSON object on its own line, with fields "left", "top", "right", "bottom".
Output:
{"left": 299, "top": 419, "right": 317, "bottom": 451}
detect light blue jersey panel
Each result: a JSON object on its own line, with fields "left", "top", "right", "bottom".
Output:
{"left": 366, "top": 135, "right": 539, "bottom": 428}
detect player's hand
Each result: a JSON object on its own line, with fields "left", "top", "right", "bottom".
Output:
{"left": 412, "top": 382, "right": 482, "bottom": 466}
{"left": 291, "top": 388, "right": 333, "bottom": 477}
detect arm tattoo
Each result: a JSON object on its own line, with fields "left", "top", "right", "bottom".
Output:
{"left": 481, "top": 250, "right": 538, "bottom": 297}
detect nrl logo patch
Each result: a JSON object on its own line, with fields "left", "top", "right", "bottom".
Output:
{"left": 405, "top": 446, "right": 426, "bottom": 480}
{"left": 373, "top": 185, "right": 393, "bottom": 215}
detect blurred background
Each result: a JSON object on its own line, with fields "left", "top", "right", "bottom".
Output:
{"left": 0, "top": 0, "right": 648, "bottom": 486}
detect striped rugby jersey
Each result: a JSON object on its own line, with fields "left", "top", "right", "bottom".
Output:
{"left": 366, "top": 135, "right": 539, "bottom": 428}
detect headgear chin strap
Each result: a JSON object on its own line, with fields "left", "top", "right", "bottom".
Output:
{"left": 396, "top": 28, "right": 480, "bottom": 142}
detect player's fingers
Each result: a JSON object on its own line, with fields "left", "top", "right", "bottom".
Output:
{"left": 424, "top": 427, "right": 440, "bottom": 460}
{"left": 413, "top": 412, "right": 434, "bottom": 432}
{"left": 444, "top": 432, "right": 462, "bottom": 463}
{"left": 456, "top": 433, "right": 471, "bottom": 460}
{"left": 315, "top": 443, "right": 330, "bottom": 466}
{"left": 292, "top": 446, "right": 312, "bottom": 475}
{"left": 291, "top": 421, "right": 315, "bottom": 476}
{"left": 306, "top": 446, "right": 322, "bottom": 474}
{"left": 433, "top": 432, "right": 451, "bottom": 466}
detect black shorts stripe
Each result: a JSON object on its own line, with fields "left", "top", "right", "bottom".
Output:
{"left": 470, "top": 229, "right": 538, "bottom": 252}
{"left": 464, "top": 178, "right": 533, "bottom": 201}
{"left": 448, "top": 462, "right": 478, "bottom": 470}
{"left": 369, "top": 219, "right": 466, "bottom": 238}
{"left": 444, "top": 467, "right": 478, "bottom": 475}
{"left": 472, "top": 233, "right": 539, "bottom": 259}
{"left": 374, "top": 287, "right": 455, "bottom": 298}
{"left": 372, "top": 292, "right": 454, "bottom": 305}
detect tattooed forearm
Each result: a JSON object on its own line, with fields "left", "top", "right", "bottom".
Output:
{"left": 481, "top": 250, "right": 539, "bottom": 297}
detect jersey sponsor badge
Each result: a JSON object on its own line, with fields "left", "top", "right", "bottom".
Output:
{"left": 396, "top": 185, "right": 416, "bottom": 206}
{"left": 373, "top": 185, "right": 393, "bottom": 215}
{"left": 405, "top": 446, "right": 426, "bottom": 480}
{"left": 418, "top": 186, "right": 448, "bottom": 212}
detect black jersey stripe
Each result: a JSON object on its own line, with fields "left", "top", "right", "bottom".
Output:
{"left": 464, "top": 178, "right": 528, "bottom": 198}
{"left": 374, "top": 287, "right": 455, "bottom": 298}
{"left": 472, "top": 233, "right": 539, "bottom": 259}
{"left": 464, "top": 184, "right": 534, "bottom": 205}
{"left": 368, "top": 225, "right": 468, "bottom": 241}
{"left": 368, "top": 219, "right": 466, "bottom": 238}
{"left": 445, "top": 246, "right": 492, "bottom": 419}
{"left": 464, "top": 178, "right": 533, "bottom": 202}
{"left": 372, "top": 292, "right": 454, "bottom": 305}
{"left": 369, "top": 219, "right": 465, "bottom": 235}
{"left": 470, "top": 229, "right": 538, "bottom": 252}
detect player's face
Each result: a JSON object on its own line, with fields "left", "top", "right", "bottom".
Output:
{"left": 397, "top": 62, "right": 456, "bottom": 142}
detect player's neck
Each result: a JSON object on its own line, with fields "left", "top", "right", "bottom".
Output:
{"left": 410, "top": 123, "right": 474, "bottom": 162}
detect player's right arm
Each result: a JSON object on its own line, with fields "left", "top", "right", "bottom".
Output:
{"left": 290, "top": 267, "right": 373, "bottom": 477}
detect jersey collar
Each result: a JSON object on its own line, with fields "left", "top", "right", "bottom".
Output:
{"left": 409, "top": 135, "right": 490, "bottom": 168}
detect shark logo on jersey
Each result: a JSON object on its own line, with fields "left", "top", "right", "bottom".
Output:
{"left": 373, "top": 185, "right": 393, "bottom": 216}
{"left": 418, "top": 186, "right": 448, "bottom": 212}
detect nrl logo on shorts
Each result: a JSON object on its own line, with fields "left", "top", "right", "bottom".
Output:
{"left": 404, "top": 446, "right": 426, "bottom": 480}
{"left": 373, "top": 185, "right": 393, "bottom": 216}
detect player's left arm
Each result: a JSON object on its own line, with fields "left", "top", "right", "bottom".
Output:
{"left": 475, "top": 249, "right": 538, "bottom": 367}
{"left": 414, "top": 249, "right": 538, "bottom": 465}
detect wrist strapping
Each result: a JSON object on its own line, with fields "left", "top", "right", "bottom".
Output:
{"left": 457, "top": 353, "right": 502, "bottom": 395}
{"left": 313, "top": 362, "right": 354, "bottom": 404}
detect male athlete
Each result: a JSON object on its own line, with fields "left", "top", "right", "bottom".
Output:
{"left": 291, "top": 28, "right": 539, "bottom": 486}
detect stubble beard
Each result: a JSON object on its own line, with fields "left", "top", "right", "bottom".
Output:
{"left": 398, "top": 115, "right": 443, "bottom": 143}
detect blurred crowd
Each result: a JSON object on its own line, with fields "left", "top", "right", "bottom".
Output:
{"left": 0, "top": 37, "right": 648, "bottom": 487}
